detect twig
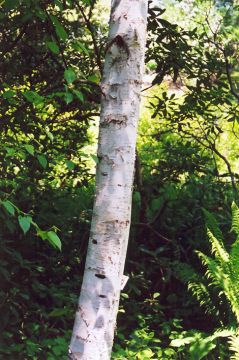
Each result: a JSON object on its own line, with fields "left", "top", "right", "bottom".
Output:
{"left": 133, "top": 222, "right": 172, "bottom": 243}
{"left": 224, "top": 50, "right": 239, "bottom": 103}
{"left": 76, "top": 4, "right": 103, "bottom": 75}
{"left": 3, "top": 24, "right": 28, "bottom": 56}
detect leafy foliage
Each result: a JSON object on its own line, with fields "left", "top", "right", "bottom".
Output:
{"left": 172, "top": 204, "right": 239, "bottom": 358}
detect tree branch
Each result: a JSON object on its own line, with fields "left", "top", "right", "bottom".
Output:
{"left": 76, "top": 4, "right": 103, "bottom": 76}
{"left": 224, "top": 50, "right": 239, "bottom": 103}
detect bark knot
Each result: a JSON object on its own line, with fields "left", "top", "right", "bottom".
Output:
{"left": 102, "top": 114, "right": 127, "bottom": 128}
{"left": 105, "top": 34, "right": 130, "bottom": 59}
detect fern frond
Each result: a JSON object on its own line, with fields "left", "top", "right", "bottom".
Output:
{"left": 229, "top": 203, "right": 239, "bottom": 310}
{"left": 196, "top": 251, "right": 230, "bottom": 291}
{"left": 172, "top": 261, "right": 199, "bottom": 283}
{"left": 229, "top": 242, "right": 239, "bottom": 299}
{"left": 197, "top": 251, "right": 239, "bottom": 322}
{"left": 229, "top": 334, "right": 239, "bottom": 360}
{"left": 207, "top": 229, "right": 229, "bottom": 264}
{"left": 203, "top": 208, "right": 224, "bottom": 244}
{"left": 231, "top": 202, "right": 239, "bottom": 235}
{"left": 210, "top": 328, "right": 235, "bottom": 341}
{"left": 188, "top": 281, "right": 217, "bottom": 315}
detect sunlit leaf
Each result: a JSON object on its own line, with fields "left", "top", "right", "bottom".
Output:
{"left": 46, "top": 129, "right": 54, "bottom": 142}
{"left": 24, "top": 144, "right": 34, "bottom": 156}
{"left": 88, "top": 75, "right": 100, "bottom": 83}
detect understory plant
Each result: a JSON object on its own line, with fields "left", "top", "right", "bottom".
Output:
{"left": 171, "top": 202, "right": 239, "bottom": 359}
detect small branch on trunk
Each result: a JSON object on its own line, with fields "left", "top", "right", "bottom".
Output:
{"left": 3, "top": 24, "right": 28, "bottom": 56}
{"left": 224, "top": 50, "right": 239, "bottom": 103}
{"left": 133, "top": 222, "right": 172, "bottom": 243}
{"left": 76, "top": 4, "right": 103, "bottom": 75}
{"left": 135, "top": 150, "right": 148, "bottom": 224}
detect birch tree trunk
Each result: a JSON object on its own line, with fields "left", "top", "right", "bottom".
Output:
{"left": 69, "top": 1, "right": 148, "bottom": 359}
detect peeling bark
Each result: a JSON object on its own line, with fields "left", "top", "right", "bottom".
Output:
{"left": 69, "top": 1, "right": 148, "bottom": 359}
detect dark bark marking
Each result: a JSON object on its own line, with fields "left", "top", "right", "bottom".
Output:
{"left": 105, "top": 35, "right": 130, "bottom": 59}
{"left": 95, "top": 274, "right": 106, "bottom": 279}
{"left": 94, "top": 315, "right": 105, "bottom": 329}
{"left": 101, "top": 114, "right": 128, "bottom": 127}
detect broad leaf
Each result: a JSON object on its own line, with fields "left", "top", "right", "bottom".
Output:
{"left": 50, "top": 15, "right": 68, "bottom": 41}
{"left": 91, "top": 154, "right": 99, "bottom": 164}
{"left": 64, "top": 92, "right": 73, "bottom": 104}
{"left": 46, "top": 41, "right": 60, "bottom": 54}
{"left": 18, "top": 215, "right": 32, "bottom": 234}
{"left": 66, "top": 160, "right": 75, "bottom": 171}
{"left": 24, "top": 144, "right": 34, "bottom": 156}
{"left": 37, "top": 154, "right": 47, "bottom": 169}
{"left": 2, "top": 200, "right": 15, "bottom": 215}
{"left": 73, "top": 89, "right": 84, "bottom": 101}
{"left": 64, "top": 68, "right": 76, "bottom": 84}
{"left": 47, "top": 231, "right": 62, "bottom": 250}
{"left": 46, "top": 129, "right": 54, "bottom": 142}
{"left": 3, "top": 90, "right": 15, "bottom": 99}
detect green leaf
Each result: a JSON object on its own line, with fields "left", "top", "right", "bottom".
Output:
{"left": 46, "top": 129, "right": 54, "bottom": 142}
{"left": 17, "top": 150, "right": 27, "bottom": 160}
{"left": 66, "top": 160, "right": 75, "bottom": 171}
{"left": 46, "top": 41, "right": 60, "bottom": 54}
{"left": 153, "top": 292, "right": 160, "bottom": 299}
{"left": 2, "top": 200, "right": 15, "bottom": 215}
{"left": 54, "top": 0, "right": 64, "bottom": 11}
{"left": 3, "top": 90, "right": 15, "bottom": 99}
{"left": 18, "top": 215, "right": 32, "bottom": 234}
{"left": 46, "top": 231, "right": 62, "bottom": 250}
{"left": 88, "top": 74, "right": 100, "bottom": 83}
{"left": 49, "top": 308, "right": 69, "bottom": 317}
{"left": 91, "top": 154, "right": 99, "bottom": 164}
{"left": 202, "top": 208, "right": 223, "bottom": 243}
{"left": 37, "top": 154, "right": 47, "bottom": 169}
{"left": 6, "top": 147, "right": 15, "bottom": 156}
{"left": 138, "top": 349, "right": 154, "bottom": 358}
{"left": 37, "top": 229, "right": 48, "bottom": 241}
{"left": 24, "top": 144, "right": 34, "bottom": 156}
{"left": 64, "top": 92, "right": 73, "bottom": 104}
{"left": 35, "top": 6, "right": 46, "bottom": 20}
{"left": 23, "top": 91, "right": 44, "bottom": 106}
{"left": 189, "top": 339, "right": 216, "bottom": 359}
{"left": 73, "top": 89, "right": 84, "bottom": 102}
{"left": 4, "top": 0, "right": 19, "bottom": 11}
{"left": 231, "top": 202, "right": 239, "bottom": 234}
{"left": 170, "top": 337, "right": 195, "bottom": 347}
{"left": 64, "top": 68, "right": 76, "bottom": 84}
{"left": 72, "top": 41, "right": 89, "bottom": 55}
{"left": 50, "top": 15, "right": 68, "bottom": 41}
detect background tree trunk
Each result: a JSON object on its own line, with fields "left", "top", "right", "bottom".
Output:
{"left": 69, "top": 1, "right": 148, "bottom": 359}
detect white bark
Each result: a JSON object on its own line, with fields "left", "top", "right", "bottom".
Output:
{"left": 69, "top": 1, "right": 148, "bottom": 359}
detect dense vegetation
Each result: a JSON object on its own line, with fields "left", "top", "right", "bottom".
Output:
{"left": 0, "top": 0, "right": 239, "bottom": 358}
